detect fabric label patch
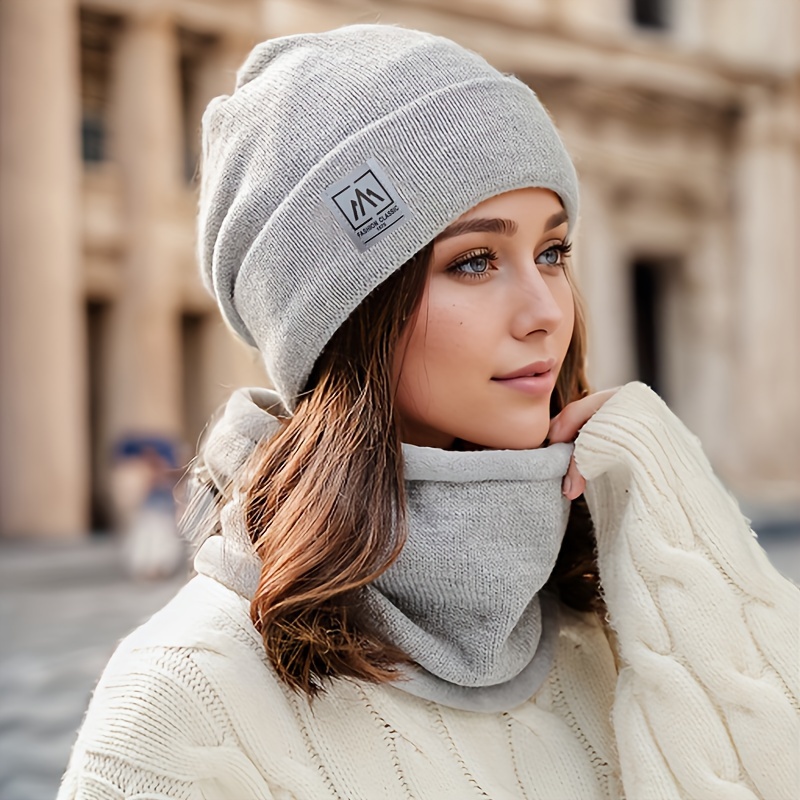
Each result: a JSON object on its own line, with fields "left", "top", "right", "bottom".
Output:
{"left": 324, "top": 158, "right": 411, "bottom": 252}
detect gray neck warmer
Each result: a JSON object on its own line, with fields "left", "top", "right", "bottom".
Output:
{"left": 367, "top": 443, "right": 572, "bottom": 711}
{"left": 189, "top": 388, "right": 573, "bottom": 713}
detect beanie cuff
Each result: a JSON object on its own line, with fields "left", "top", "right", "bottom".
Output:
{"left": 233, "top": 75, "right": 578, "bottom": 407}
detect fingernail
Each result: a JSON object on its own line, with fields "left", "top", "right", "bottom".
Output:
{"left": 563, "top": 476, "right": 573, "bottom": 497}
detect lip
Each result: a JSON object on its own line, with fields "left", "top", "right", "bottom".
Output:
{"left": 492, "top": 358, "right": 556, "bottom": 381}
{"left": 491, "top": 358, "right": 557, "bottom": 397}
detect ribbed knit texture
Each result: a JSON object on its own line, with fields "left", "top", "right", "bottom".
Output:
{"left": 58, "top": 383, "right": 799, "bottom": 799}
{"left": 198, "top": 25, "right": 579, "bottom": 408}
{"left": 368, "top": 442, "right": 572, "bottom": 706}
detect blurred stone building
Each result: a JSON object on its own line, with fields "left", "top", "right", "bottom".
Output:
{"left": 1, "top": 0, "right": 798, "bottom": 538}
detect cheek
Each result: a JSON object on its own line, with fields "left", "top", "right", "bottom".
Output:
{"left": 394, "top": 294, "right": 480, "bottom": 409}
{"left": 422, "top": 279, "right": 491, "bottom": 356}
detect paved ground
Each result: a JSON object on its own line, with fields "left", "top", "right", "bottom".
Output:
{"left": 1, "top": 525, "right": 798, "bottom": 800}
{"left": 0, "top": 539, "right": 187, "bottom": 800}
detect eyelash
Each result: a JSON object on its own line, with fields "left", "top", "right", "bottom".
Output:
{"left": 540, "top": 241, "right": 572, "bottom": 268}
{"left": 446, "top": 241, "right": 573, "bottom": 280}
{"left": 447, "top": 249, "right": 498, "bottom": 280}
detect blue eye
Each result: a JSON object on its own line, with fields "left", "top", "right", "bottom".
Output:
{"left": 447, "top": 249, "right": 497, "bottom": 280}
{"left": 457, "top": 256, "right": 490, "bottom": 274}
{"left": 536, "top": 242, "right": 572, "bottom": 268}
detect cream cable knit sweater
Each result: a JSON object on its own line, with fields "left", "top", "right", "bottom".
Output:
{"left": 58, "top": 383, "right": 799, "bottom": 799}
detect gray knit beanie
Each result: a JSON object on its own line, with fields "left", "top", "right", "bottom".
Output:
{"left": 198, "top": 24, "right": 579, "bottom": 409}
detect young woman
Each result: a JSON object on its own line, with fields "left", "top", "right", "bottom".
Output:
{"left": 59, "top": 25, "right": 798, "bottom": 800}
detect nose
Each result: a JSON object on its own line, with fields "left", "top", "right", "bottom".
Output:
{"left": 508, "top": 266, "right": 565, "bottom": 340}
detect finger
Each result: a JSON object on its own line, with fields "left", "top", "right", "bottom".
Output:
{"left": 562, "top": 456, "right": 586, "bottom": 500}
{"left": 549, "top": 388, "right": 620, "bottom": 443}
{"left": 550, "top": 390, "right": 613, "bottom": 441}
{"left": 548, "top": 399, "right": 588, "bottom": 443}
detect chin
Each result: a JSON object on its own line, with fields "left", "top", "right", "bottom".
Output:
{"left": 499, "top": 435, "right": 548, "bottom": 451}
{"left": 464, "top": 423, "right": 550, "bottom": 451}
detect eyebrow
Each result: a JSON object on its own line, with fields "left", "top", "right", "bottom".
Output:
{"left": 544, "top": 210, "right": 569, "bottom": 230}
{"left": 437, "top": 217, "right": 517, "bottom": 240}
{"left": 436, "top": 209, "right": 569, "bottom": 241}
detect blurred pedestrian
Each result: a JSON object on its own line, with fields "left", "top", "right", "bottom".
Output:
{"left": 110, "top": 436, "right": 184, "bottom": 580}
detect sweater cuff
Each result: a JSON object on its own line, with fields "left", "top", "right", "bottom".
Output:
{"left": 572, "top": 380, "right": 790, "bottom": 601}
{"left": 573, "top": 381, "right": 706, "bottom": 485}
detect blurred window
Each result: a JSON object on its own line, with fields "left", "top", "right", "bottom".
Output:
{"left": 82, "top": 114, "right": 105, "bottom": 163}
{"left": 80, "top": 10, "right": 121, "bottom": 164}
{"left": 181, "top": 311, "right": 211, "bottom": 448}
{"left": 87, "top": 300, "right": 113, "bottom": 530}
{"left": 631, "top": 0, "right": 669, "bottom": 30}
{"left": 632, "top": 258, "right": 665, "bottom": 399}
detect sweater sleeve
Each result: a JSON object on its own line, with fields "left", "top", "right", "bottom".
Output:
{"left": 573, "top": 382, "right": 799, "bottom": 800}
{"left": 56, "top": 644, "right": 277, "bottom": 800}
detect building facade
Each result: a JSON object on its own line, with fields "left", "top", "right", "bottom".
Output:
{"left": 1, "top": 0, "right": 798, "bottom": 538}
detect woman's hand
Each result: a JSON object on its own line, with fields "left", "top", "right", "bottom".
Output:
{"left": 548, "top": 388, "right": 621, "bottom": 499}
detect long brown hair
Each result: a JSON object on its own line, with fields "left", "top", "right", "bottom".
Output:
{"left": 544, "top": 271, "right": 601, "bottom": 613}
{"left": 239, "top": 242, "right": 599, "bottom": 696}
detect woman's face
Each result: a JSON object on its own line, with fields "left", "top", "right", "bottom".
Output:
{"left": 395, "top": 188, "right": 575, "bottom": 450}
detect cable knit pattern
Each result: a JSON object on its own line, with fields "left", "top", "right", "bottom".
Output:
{"left": 59, "top": 577, "right": 618, "bottom": 800}
{"left": 58, "top": 382, "right": 798, "bottom": 799}
{"left": 573, "top": 382, "right": 799, "bottom": 800}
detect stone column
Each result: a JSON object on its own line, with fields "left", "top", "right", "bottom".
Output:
{"left": 105, "top": 12, "right": 184, "bottom": 442}
{"left": 732, "top": 84, "right": 800, "bottom": 498}
{"left": 0, "top": 0, "right": 89, "bottom": 537}
{"left": 674, "top": 205, "right": 734, "bottom": 471}
{"left": 575, "top": 170, "right": 636, "bottom": 390}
